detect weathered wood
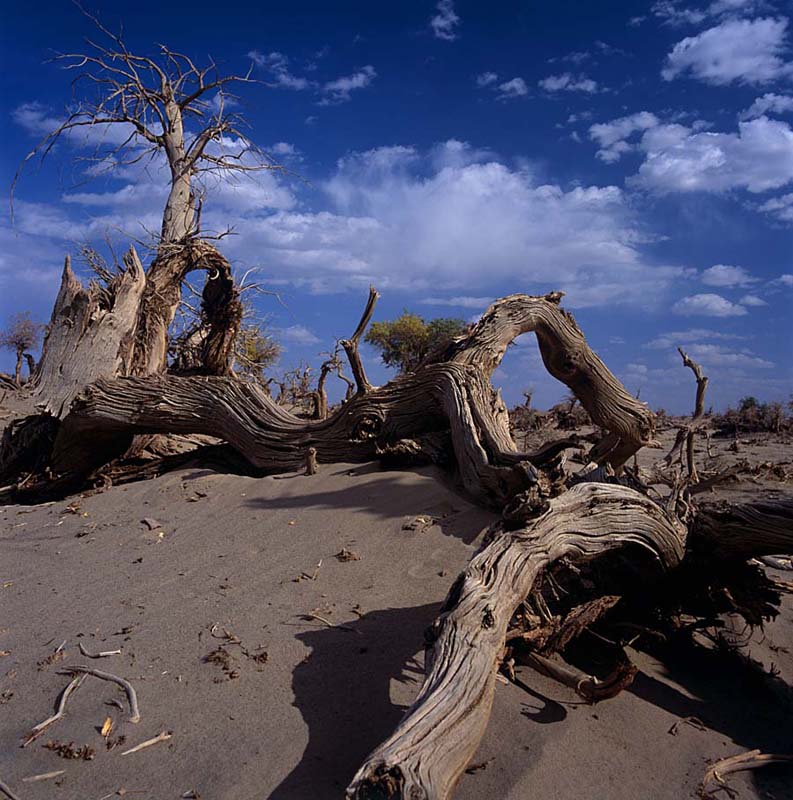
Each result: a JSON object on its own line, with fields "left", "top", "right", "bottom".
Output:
{"left": 692, "top": 498, "right": 793, "bottom": 559}
{"left": 440, "top": 293, "right": 656, "bottom": 465}
{"left": 49, "top": 293, "right": 650, "bottom": 508}
{"left": 668, "top": 347, "right": 709, "bottom": 482}
{"left": 341, "top": 286, "right": 379, "bottom": 395}
{"left": 131, "top": 240, "right": 241, "bottom": 377}
{"left": 31, "top": 250, "right": 146, "bottom": 418}
{"left": 347, "top": 483, "right": 686, "bottom": 800}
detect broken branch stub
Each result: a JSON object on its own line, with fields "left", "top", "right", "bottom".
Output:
{"left": 341, "top": 286, "right": 379, "bottom": 395}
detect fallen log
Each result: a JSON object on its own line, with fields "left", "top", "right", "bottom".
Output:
{"left": 347, "top": 483, "right": 686, "bottom": 799}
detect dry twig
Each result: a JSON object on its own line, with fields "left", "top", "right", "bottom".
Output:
{"left": 121, "top": 730, "right": 172, "bottom": 755}
{"left": 57, "top": 665, "right": 140, "bottom": 723}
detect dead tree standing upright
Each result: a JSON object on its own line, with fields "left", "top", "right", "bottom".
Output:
{"left": 15, "top": 6, "right": 282, "bottom": 388}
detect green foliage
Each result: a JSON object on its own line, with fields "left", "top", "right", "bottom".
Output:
{"left": 365, "top": 312, "right": 468, "bottom": 374}
{"left": 236, "top": 323, "right": 281, "bottom": 379}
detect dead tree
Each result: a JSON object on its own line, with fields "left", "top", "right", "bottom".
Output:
{"left": 15, "top": 7, "right": 278, "bottom": 390}
{"left": 1, "top": 289, "right": 790, "bottom": 800}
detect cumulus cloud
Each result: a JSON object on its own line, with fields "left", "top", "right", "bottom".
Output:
{"left": 632, "top": 116, "right": 793, "bottom": 195}
{"left": 651, "top": 1, "right": 708, "bottom": 27}
{"left": 7, "top": 133, "right": 687, "bottom": 309}
{"left": 247, "top": 51, "right": 375, "bottom": 105}
{"left": 739, "top": 293, "right": 768, "bottom": 306}
{"left": 430, "top": 0, "right": 460, "bottom": 41}
{"left": 701, "top": 263, "right": 756, "bottom": 286}
{"left": 672, "top": 293, "right": 749, "bottom": 316}
{"left": 320, "top": 65, "right": 377, "bottom": 105}
{"left": 589, "top": 112, "right": 659, "bottom": 162}
{"left": 758, "top": 192, "right": 793, "bottom": 220}
{"left": 476, "top": 71, "right": 499, "bottom": 87}
{"left": 662, "top": 17, "right": 793, "bottom": 86}
{"left": 741, "top": 92, "right": 793, "bottom": 119}
{"left": 476, "top": 73, "right": 528, "bottom": 99}
{"left": 539, "top": 73, "right": 599, "bottom": 93}
{"left": 496, "top": 77, "right": 529, "bottom": 99}
{"left": 684, "top": 343, "right": 772, "bottom": 368}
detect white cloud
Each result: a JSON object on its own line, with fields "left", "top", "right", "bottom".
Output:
{"left": 497, "top": 77, "right": 529, "bottom": 99}
{"left": 589, "top": 111, "right": 659, "bottom": 162}
{"left": 420, "top": 296, "right": 492, "bottom": 309}
{"left": 320, "top": 65, "right": 377, "bottom": 105}
{"left": 662, "top": 17, "right": 793, "bottom": 86}
{"left": 685, "top": 343, "right": 772, "bottom": 368}
{"left": 740, "top": 293, "right": 768, "bottom": 306}
{"left": 277, "top": 324, "right": 320, "bottom": 345}
{"left": 672, "top": 293, "right": 749, "bottom": 316}
{"left": 248, "top": 51, "right": 312, "bottom": 90}
{"left": 210, "top": 141, "right": 685, "bottom": 305}
{"left": 430, "top": 0, "right": 460, "bottom": 41}
{"left": 539, "top": 73, "right": 599, "bottom": 93}
{"left": 758, "top": 191, "right": 793, "bottom": 220}
{"left": 12, "top": 101, "right": 146, "bottom": 152}
{"left": 741, "top": 92, "right": 793, "bottom": 119}
{"left": 269, "top": 142, "right": 298, "bottom": 156}
{"left": 701, "top": 263, "right": 756, "bottom": 287}
{"left": 8, "top": 135, "right": 688, "bottom": 310}
{"left": 476, "top": 71, "right": 499, "bottom": 87}
{"left": 776, "top": 273, "right": 793, "bottom": 286}
{"left": 651, "top": 1, "right": 708, "bottom": 27}
{"left": 644, "top": 328, "right": 745, "bottom": 349}
{"left": 633, "top": 116, "right": 793, "bottom": 194}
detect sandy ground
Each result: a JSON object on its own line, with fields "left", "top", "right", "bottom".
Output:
{"left": 1, "top": 405, "right": 792, "bottom": 799}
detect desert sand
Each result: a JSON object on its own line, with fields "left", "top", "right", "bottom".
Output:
{"left": 1, "top": 414, "right": 792, "bottom": 799}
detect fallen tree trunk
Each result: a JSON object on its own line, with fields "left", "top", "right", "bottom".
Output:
{"left": 46, "top": 293, "right": 654, "bottom": 506}
{"left": 346, "top": 483, "right": 686, "bottom": 799}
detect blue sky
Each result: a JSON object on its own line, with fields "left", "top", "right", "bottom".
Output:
{"left": 1, "top": 0, "right": 791, "bottom": 412}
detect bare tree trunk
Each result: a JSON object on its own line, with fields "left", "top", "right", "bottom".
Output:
{"left": 30, "top": 251, "right": 146, "bottom": 418}
{"left": 130, "top": 241, "right": 240, "bottom": 377}
{"left": 13, "top": 349, "right": 23, "bottom": 387}
{"left": 23, "top": 353, "right": 36, "bottom": 379}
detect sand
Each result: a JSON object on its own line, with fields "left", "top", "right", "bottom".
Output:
{"left": 1, "top": 419, "right": 792, "bottom": 799}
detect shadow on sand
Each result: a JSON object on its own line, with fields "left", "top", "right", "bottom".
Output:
{"left": 268, "top": 602, "right": 441, "bottom": 799}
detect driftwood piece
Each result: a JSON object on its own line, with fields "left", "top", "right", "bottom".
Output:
{"left": 667, "top": 347, "right": 708, "bottom": 483}
{"left": 439, "top": 293, "right": 655, "bottom": 465}
{"left": 22, "top": 674, "right": 86, "bottom": 747}
{"left": 700, "top": 749, "right": 793, "bottom": 798}
{"left": 57, "top": 665, "right": 140, "bottom": 723}
{"left": 347, "top": 483, "right": 686, "bottom": 799}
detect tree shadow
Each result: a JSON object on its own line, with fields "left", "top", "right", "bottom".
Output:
{"left": 268, "top": 603, "right": 440, "bottom": 800}
{"left": 243, "top": 465, "right": 493, "bottom": 545}
{"left": 628, "top": 636, "right": 793, "bottom": 794}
